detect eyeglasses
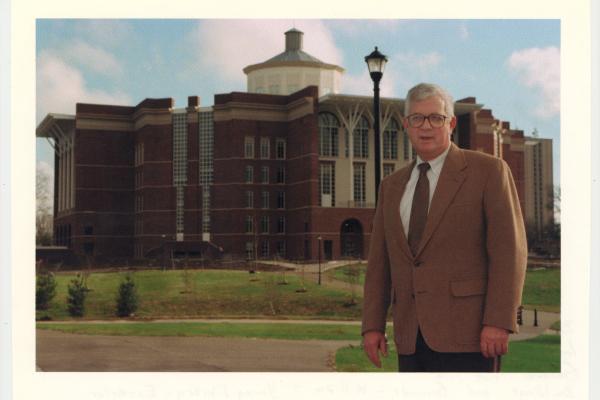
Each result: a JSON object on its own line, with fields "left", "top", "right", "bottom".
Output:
{"left": 405, "top": 113, "right": 449, "bottom": 128}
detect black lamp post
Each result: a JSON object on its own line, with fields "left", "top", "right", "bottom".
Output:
{"left": 317, "top": 235, "right": 322, "bottom": 285}
{"left": 365, "top": 47, "right": 388, "bottom": 203}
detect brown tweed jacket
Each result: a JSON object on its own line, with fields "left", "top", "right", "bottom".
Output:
{"left": 361, "top": 143, "right": 527, "bottom": 354}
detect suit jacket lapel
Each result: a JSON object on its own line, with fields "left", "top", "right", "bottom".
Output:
{"left": 386, "top": 160, "right": 414, "bottom": 260}
{"left": 415, "top": 143, "right": 467, "bottom": 257}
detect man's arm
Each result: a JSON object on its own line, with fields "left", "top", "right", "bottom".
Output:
{"left": 480, "top": 159, "right": 528, "bottom": 355}
{"left": 362, "top": 182, "right": 392, "bottom": 367}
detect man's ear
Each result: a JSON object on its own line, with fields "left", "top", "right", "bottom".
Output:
{"left": 449, "top": 116, "right": 457, "bottom": 130}
{"left": 402, "top": 117, "right": 409, "bottom": 130}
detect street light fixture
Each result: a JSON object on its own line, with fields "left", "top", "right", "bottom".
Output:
{"left": 365, "top": 46, "right": 388, "bottom": 203}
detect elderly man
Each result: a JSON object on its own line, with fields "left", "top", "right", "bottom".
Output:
{"left": 362, "top": 83, "right": 527, "bottom": 372}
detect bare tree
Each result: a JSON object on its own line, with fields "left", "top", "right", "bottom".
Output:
{"left": 36, "top": 162, "right": 53, "bottom": 246}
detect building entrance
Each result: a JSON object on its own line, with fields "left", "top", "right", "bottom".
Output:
{"left": 340, "top": 219, "right": 363, "bottom": 259}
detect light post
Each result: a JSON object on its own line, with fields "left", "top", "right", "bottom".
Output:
{"left": 365, "top": 47, "right": 388, "bottom": 203}
{"left": 317, "top": 235, "right": 322, "bottom": 285}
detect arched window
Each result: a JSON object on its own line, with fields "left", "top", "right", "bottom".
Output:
{"left": 353, "top": 117, "right": 370, "bottom": 158}
{"left": 383, "top": 118, "right": 399, "bottom": 160}
{"left": 319, "top": 113, "right": 339, "bottom": 157}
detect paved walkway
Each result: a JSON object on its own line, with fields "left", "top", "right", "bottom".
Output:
{"left": 36, "top": 310, "right": 558, "bottom": 372}
{"left": 36, "top": 329, "right": 355, "bottom": 372}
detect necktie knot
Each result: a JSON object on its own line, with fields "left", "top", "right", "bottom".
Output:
{"left": 418, "top": 162, "right": 430, "bottom": 175}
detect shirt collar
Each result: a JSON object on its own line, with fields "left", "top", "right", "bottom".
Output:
{"left": 415, "top": 143, "right": 451, "bottom": 177}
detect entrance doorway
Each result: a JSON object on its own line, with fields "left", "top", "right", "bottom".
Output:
{"left": 340, "top": 219, "right": 363, "bottom": 259}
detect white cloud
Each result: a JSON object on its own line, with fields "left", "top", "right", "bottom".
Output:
{"left": 341, "top": 69, "right": 396, "bottom": 98}
{"left": 74, "top": 20, "right": 135, "bottom": 48}
{"left": 61, "top": 40, "right": 123, "bottom": 77}
{"left": 187, "top": 20, "right": 343, "bottom": 86}
{"left": 341, "top": 51, "right": 441, "bottom": 99}
{"left": 507, "top": 46, "right": 560, "bottom": 118}
{"left": 36, "top": 51, "right": 131, "bottom": 122}
{"left": 394, "top": 52, "right": 442, "bottom": 74}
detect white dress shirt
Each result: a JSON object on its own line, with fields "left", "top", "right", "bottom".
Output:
{"left": 399, "top": 144, "right": 451, "bottom": 236}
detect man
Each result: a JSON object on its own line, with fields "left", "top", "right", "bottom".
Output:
{"left": 362, "top": 83, "right": 527, "bottom": 372}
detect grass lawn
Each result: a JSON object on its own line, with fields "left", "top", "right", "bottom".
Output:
{"left": 36, "top": 321, "right": 364, "bottom": 341}
{"left": 521, "top": 268, "right": 560, "bottom": 312}
{"left": 326, "top": 263, "right": 367, "bottom": 286}
{"left": 37, "top": 269, "right": 363, "bottom": 321}
{"left": 335, "top": 334, "right": 560, "bottom": 373}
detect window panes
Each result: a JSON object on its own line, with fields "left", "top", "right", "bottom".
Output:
{"left": 319, "top": 113, "right": 339, "bottom": 157}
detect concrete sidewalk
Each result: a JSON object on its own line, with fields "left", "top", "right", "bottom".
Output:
{"left": 36, "top": 329, "right": 355, "bottom": 372}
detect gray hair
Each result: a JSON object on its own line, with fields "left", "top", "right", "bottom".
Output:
{"left": 404, "top": 83, "right": 455, "bottom": 118}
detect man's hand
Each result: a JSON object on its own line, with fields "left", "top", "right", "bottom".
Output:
{"left": 480, "top": 325, "right": 509, "bottom": 358}
{"left": 363, "top": 331, "right": 388, "bottom": 368}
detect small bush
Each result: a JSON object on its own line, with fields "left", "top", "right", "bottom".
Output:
{"left": 116, "top": 275, "right": 138, "bottom": 317}
{"left": 36, "top": 272, "right": 57, "bottom": 310}
{"left": 66, "top": 274, "right": 88, "bottom": 317}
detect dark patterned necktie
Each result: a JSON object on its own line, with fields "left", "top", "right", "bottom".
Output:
{"left": 408, "top": 163, "right": 430, "bottom": 256}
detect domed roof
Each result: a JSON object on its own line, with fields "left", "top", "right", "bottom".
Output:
{"left": 243, "top": 28, "right": 344, "bottom": 74}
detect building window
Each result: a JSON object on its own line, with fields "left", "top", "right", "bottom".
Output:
{"left": 246, "top": 191, "right": 254, "bottom": 208}
{"left": 276, "top": 167, "right": 285, "bottom": 184}
{"left": 173, "top": 112, "right": 188, "bottom": 185}
{"left": 353, "top": 162, "right": 366, "bottom": 206}
{"left": 403, "top": 131, "right": 411, "bottom": 161}
{"left": 276, "top": 138, "right": 286, "bottom": 160}
{"left": 245, "top": 216, "right": 254, "bottom": 233}
{"left": 262, "top": 191, "right": 269, "bottom": 209}
{"left": 319, "top": 162, "right": 335, "bottom": 207}
{"left": 269, "top": 85, "right": 280, "bottom": 94}
{"left": 276, "top": 241, "right": 286, "bottom": 257}
{"left": 135, "top": 142, "right": 144, "bottom": 167}
{"left": 176, "top": 186, "right": 184, "bottom": 234}
{"left": 260, "top": 240, "right": 269, "bottom": 258}
{"left": 277, "top": 216, "right": 285, "bottom": 233}
{"left": 261, "top": 166, "right": 269, "bottom": 184}
{"left": 383, "top": 119, "right": 399, "bottom": 160}
{"left": 383, "top": 163, "right": 395, "bottom": 177}
{"left": 84, "top": 226, "right": 93, "bottom": 235}
{"left": 245, "top": 241, "right": 254, "bottom": 260}
{"left": 319, "top": 113, "right": 339, "bottom": 157}
{"left": 353, "top": 117, "right": 369, "bottom": 158}
{"left": 260, "top": 137, "right": 270, "bottom": 159}
{"left": 245, "top": 136, "right": 255, "bottom": 159}
{"left": 277, "top": 191, "right": 285, "bottom": 209}
{"left": 245, "top": 166, "right": 254, "bottom": 183}
{"left": 260, "top": 216, "right": 269, "bottom": 234}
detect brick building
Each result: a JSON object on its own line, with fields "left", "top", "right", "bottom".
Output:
{"left": 36, "top": 28, "right": 546, "bottom": 265}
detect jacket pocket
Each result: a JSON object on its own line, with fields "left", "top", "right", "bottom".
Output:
{"left": 450, "top": 278, "right": 487, "bottom": 344}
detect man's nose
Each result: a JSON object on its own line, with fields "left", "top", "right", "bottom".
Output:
{"left": 421, "top": 117, "right": 433, "bottom": 129}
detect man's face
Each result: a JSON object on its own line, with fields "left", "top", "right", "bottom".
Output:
{"left": 403, "top": 95, "right": 456, "bottom": 161}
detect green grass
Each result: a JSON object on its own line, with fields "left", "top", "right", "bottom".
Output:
{"left": 36, "top": 321, "right": 364, "bottom": 341}
{"left": 335, "top": 334, "right": 561, "bottom": 373}
{"left": 326, "top": 263, "right": 367, "bottom": 286}
{"left": 37, "top": 269, "right": 363, "bottom": 321}
{"left": 521, "top": 268, "right": 560, "bottom": 312}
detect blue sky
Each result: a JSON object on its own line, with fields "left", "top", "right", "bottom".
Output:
{"left": 36, "top": 19, "right": 560, "bottom": 188}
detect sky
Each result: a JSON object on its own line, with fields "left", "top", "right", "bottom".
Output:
{"left": 35, "top": 19, "right": 561, "bottom": 193}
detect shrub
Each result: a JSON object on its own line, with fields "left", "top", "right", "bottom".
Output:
{"left": 36, "top": 272, "right": 57, "bottom": 310}
{"left": 116, "top": 275, "right": 138, "bottom": 317}
{"left": 66, "top": 274, "right": 88, "bottom": 317}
